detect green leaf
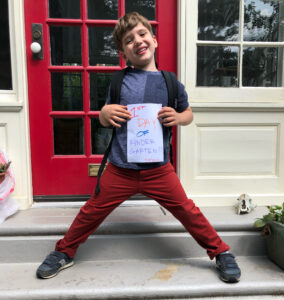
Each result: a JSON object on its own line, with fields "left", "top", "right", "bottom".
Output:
{"left": 254, "top": 219, "right": 266, "bottom": 228}
{"left": 263, "top": 214, "right": 275, "bottom": 223}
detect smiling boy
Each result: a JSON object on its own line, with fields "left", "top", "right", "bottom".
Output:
{"left": 36, "top": 12, "right": 241, "bottom": 284}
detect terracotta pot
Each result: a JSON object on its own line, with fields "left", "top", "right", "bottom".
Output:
{"left": 0, "top": 173, "right": 6, "bottom": 184}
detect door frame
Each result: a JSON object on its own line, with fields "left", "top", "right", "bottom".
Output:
{"left": 24, "top": 0, "right": 178, "bottom": 200}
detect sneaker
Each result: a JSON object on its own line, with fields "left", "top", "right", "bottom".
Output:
{"left": 36, "top": 251, "right": 74, "bottom": 279}
{"left": 216, "top": 253, "right": 241, "bottom": 283}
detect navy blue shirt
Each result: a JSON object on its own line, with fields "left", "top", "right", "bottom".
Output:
{"left": 106, "top": 68, "right": 189, "bottom": 170}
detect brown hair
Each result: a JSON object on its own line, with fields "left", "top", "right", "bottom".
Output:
{"left": 113, "top": 12, "right": 153, "bottom": 51}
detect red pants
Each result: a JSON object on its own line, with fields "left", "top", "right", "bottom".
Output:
{"left": 56, "top": 162, "right": 229, "bottom": 259}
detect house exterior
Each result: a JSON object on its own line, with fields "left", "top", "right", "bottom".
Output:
{"left": 1, "top": 0, "right": 284, "bottom": 210}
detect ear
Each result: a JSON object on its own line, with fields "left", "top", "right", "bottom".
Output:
{"left": 121, "top": 51, "right": 128, "bottom": 62}
{"left": 153, "top": 35, "right": 158, "bottom": 48}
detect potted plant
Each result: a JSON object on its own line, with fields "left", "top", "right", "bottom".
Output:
{"left": 0, "top": 161, "right": 11, "bottom": 184}
{"left": 254, "top": 203, "right": 284, "bottom": 270}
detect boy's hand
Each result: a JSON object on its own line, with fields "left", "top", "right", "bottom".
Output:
{"left": 158, "top": 107, "right": 180, "bottom": 127}
{"left": 100, "top": 104, "right": 132, "bottom": 128}
{"left": 158, "top": 106, "right": 193, "bottom": 127}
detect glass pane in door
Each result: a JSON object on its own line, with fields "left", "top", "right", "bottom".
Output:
{"left": 87, "top": 0, "right": 118, "bottom": 20}
{"left": 89, "top": 73, "right": 112, "bottom": 111}
{"left": 50, "top": 26, "right": 82, "bottom": 65}
{"left": 53, "top": 118, "right": 84, "bottom": 155}
{"left": 125, "top": 0, "right": 156, "bottom": 20}
{"left": 91, "top": 118, "right": 112, "bottom": 154}
{"left": 198, "top": 0, "right": 239, "bottom": 41}
{"left": 51, "top": 72, "right": 83, "bottom": 111}
{"left": 244, "top": 0, "right": 284, "bottom": 42}
{"left": 197, "top": 46, "right": 239, "bottom": 87}
{"left": 49, "top": 0, "right": 81, "bottom": 19}
{"left": 243, "top": 47, "right": 283, "bottom": 87}
{"left": 88, "top": 26, "right": 119, "bottom": 66}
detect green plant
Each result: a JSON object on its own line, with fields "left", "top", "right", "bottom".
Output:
{"left": 254, "top": 203, "right": 284, "bottom": 229}
{"left": 0, "top": 161, "right": 11, "bottom": 174}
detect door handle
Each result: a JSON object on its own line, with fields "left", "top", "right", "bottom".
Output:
{"left": 31, "top": 23, "right": 43, "bottom": 60}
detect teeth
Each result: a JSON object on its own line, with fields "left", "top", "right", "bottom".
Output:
{"left": 137, "top": 48, "right": 147, "bottom": 54}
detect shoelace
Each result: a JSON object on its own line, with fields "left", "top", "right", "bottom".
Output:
{"left": 43, "top": 252, "right": 66, "bottom": 265}
{"left": 217, "top": 253, "right": 238, "bottom": 269}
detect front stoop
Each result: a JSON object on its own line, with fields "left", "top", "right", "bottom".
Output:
{"left": 0, "top": 205, "right": 283, "bottom": 299}
{"left": 0, "top": 257, "right": 284, "bottom": 299}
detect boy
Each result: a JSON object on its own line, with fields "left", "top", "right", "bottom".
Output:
{"left": 36, "top": 12, "right": 241, "bottom": 283}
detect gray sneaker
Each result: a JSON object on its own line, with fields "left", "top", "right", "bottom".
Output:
{"left": 216, "top": 253, "right": 241, "bottom": 283}
{"left": 36, "top": 251, "right": 74, "bottom": 279}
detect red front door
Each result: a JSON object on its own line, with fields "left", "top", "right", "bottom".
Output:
{"left": 25, "top": 0, "right": 177, "bottom": 198}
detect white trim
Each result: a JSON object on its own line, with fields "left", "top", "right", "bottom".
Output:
{"left": 0, "top": 0, "right": 33, "bottom": 209}
{"left": 196, "top": 41, "right": 284, "bottom": 47}
{"left": 177, "top": 0, "right": 187, "bottom": 178}
{"left": 0, "top": 102, "right": 23, "bottom": 112}
{"left": 190, "top": 102, "right": 284, "bottom": 112}
{"left": 16, "top": 0, "right": 33, "bottom": 209}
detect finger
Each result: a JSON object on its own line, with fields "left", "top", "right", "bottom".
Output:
{"left": 109, "top": 119, "right": 121, "bottom": 128}
{"left": 158, "top": 109, "right": 175, "bottom": 117}
{"left": 159, "top": 113, "right": 174, "bottom": 120}
{"left": 159, "top": 107, "right": 174, "bottom": 114}
{"left": 162, "top": 121, "right": 176, "bottom": 127}
{"left": 112, "top": 116, "right": 128, "bottom": 123}
{"left": 115, "top": 109, "right": 132, "bottom": 118}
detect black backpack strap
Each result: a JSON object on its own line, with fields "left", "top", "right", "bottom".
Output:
{"left": 161, "top": 71, "right": 179, "bottom": 164}
{"left": 95, "top": 127, "right": 115, "bottom": 195}
{"left": 95, "top": 67, "right": 130, "bottom": 195}
{"left": 161, "top": 71, "right": 178, "bottom": 110}
{"left": 110, "top": 66, "right": 132, "bottom": 104}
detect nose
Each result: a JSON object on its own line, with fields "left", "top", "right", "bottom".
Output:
{"left": 134, "top": 35, "right": 142, "bottom": 46}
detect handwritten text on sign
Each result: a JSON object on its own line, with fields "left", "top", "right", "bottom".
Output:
{"left": 127, "top": 103, "right": 163, "bottom": 163}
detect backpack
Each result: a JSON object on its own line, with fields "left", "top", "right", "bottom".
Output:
{"left": 95, "top": 67, "right": 178, "bottom": 195}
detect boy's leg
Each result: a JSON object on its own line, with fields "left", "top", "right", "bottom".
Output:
{"left": 37, "top": 163, "right": 140, "bottom": 279}
{"left": 55, "top": 163, "right": 140, "bottom": 258}
{"left": 140, "top": 163, "right": 230, "bottom": 259}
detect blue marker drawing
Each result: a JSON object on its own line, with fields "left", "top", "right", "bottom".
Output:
{"left": 136, "top": 130, "right": 149, "bottom": 137}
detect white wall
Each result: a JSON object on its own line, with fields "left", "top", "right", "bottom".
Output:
{"left": 177, "top": 0, "right": 284, "bottom": 206}
{"left": 0, "top": 0, "right": 33, "bottom": 209}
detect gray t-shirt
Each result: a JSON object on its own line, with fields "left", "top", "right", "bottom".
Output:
{"left": 106, "top": 68, "right": 189, "bottom": 170}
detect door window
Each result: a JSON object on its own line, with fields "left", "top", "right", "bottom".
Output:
{"left": 184, "top": 0, "right": 284, "bottom": 102}
{"left": 198, "top": 0, "right": 284, "bottom": 88}
{"left": 0, "top": 0, "right": 12, "bottom": 90}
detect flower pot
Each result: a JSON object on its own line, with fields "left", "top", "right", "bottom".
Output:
{"left": 0, "top": 173, "right": 6, "bottom": 184}
{"left": 265, "top": 221, "right": 284, "bottom": 270}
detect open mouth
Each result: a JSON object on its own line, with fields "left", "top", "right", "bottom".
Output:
{"left": 136, "top": 47, "right": 148, "bottom": 55}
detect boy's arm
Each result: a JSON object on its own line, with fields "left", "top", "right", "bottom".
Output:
{"left": 99, "top": 104, "right": 132, "bottom": 128}
{"left": 158, "top": 106, "right": 193, "bottom": 127}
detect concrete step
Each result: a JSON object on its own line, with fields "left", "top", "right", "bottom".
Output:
{"left": 0, "top": 256, "right": 284, "bottom": 299}
{"left": 0, "top": 205, "right": 267, "bottom": 262}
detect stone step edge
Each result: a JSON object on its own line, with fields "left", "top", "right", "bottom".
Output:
{"left": 0, "top": 221, "right": 261, "bottom": 236}
{"left": 0, "top": 206, "right": 267, "bottom": 236}
{"left": 0, "top": 256, "right": 283, "bottom": 300}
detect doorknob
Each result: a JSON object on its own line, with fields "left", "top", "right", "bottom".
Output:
{"left": 31, "top": 23, "right": 43, "bottom": 60}
{"left": 31, "top": 42, "right": 41, "bottom": 54}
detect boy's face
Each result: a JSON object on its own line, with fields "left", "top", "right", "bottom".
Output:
{"left": 121, "top": 22, "right": 158, "bottom": 71}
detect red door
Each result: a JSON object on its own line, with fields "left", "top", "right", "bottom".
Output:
{"left": 25, "top": 0, "right": 177, "bottom": 198}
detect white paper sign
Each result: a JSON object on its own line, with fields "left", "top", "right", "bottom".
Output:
{"left": 127, "top": 103, "right": 164, "bottom": 163}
